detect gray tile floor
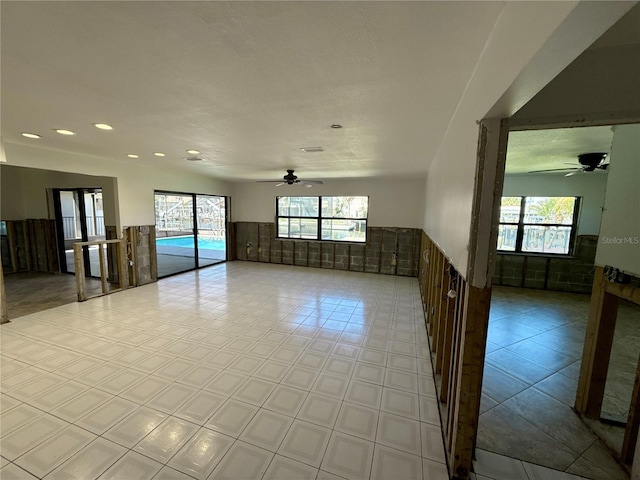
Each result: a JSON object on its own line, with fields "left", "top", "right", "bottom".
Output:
{"left": 4, "top": 272, "right": 104, "bottom": 319}
{"left": 3, "top": 264, "right": 637, "bottom": 479}
{"left": 0, "top": 262, "right": 447, "bottom": 480}
{"left": 479, "top": 286, "right": 639, "bottom": 480}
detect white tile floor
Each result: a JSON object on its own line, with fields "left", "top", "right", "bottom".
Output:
{"left": 0, "top": 262, "right": 600, "bottom": 480}
{"left": 1, "top": 263, "right": 446, "bottom": 480}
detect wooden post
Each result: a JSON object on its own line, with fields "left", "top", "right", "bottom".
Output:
{"left": 0, "top": 261, "right": 8, "bottom": 324}
{"left": 98, "top": 242, "right": 107, "bottom": 294}
{"left": 149, "top": 225, "right": 158, "bottom": 281}
{"left": 73, "top": 239, "right": 128, "bottom": 302}
{"left": 435, "top": 263, "right": 452, "bottom": 373}
{"left": 117, "top": 240, "right": 129, "bottom": 289}
{"left": 74, "top": 243, "right": 86, "bottom": 301}
{"left": 450, "top": 285, "right": 491, "bottom": 479}
{"left": 22, "top": 220, "right": 32, "bottom": 271}
{"left": 447, "top": 282, "right": 466, "bottom": 448}
{"left": 7, "top": 221, "right": 18, "bottom": 273}
{"left": 575, "top": 266, "right": 620, "bottom": 418}
{"left": 623, "top": 356, "right": 640, "bottom": 464}
{"left": 440, "top": 274, "right": 460, "bottom": 403}
{"left": 431, "top": 253, "right": 446, "bottom": 352}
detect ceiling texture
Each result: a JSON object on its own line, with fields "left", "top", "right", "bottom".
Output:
{"left": 0, "top": 2, "right": 637, "bottom": 182}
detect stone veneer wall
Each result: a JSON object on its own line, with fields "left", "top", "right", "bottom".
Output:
{"left": 233, "top": 222, "right": 421, "bottom": 277}
{"left": 492, "top": 235, "right": 598, "bottom": 293}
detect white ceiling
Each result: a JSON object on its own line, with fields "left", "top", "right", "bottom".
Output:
{"left": 505, "top": 126, "right": 614, "bottom": 175}
{"left": 0, "top": 2, "right": 636, "bottom": 182}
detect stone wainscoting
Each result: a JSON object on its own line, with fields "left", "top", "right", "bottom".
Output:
{"left": 492, "top": 235, "right": 598, "bottom": 293}
{"left": 233, "top": 222, "right": 421, "bottom": 277}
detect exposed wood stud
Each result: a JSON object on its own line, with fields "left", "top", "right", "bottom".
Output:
{"left": 435, "top": 262, "right": 451, "bottom": 373}
{"left": 23, "top": 220, "right": 32, "bottom": 271}
{"left": 622, "top": 355, "right": 640, "bottom": 464}
{"left": 0, "top": 262, "right": 8, "bottom": 324}
{"left": 98, "top": 242, "right": 107, "bottom": 294}
{"left": 74, "top": 239, "right": 128, "bottom": 302}
{"left": 576, "top": 266, "right": 620, "bottom": 418}
{"left": 7, "top": 222, "right": 18, "bottom": 273}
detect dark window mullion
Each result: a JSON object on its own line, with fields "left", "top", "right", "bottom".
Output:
{"left": 514, "top": 196, "right": 526, "bottom": 252}
{"left": 192, "top": 194, "right": 199, "bottom": 267}
{"left": 567, "top": 196, "right": 581, "bottom": 256}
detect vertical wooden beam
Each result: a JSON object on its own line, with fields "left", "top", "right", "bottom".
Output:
{"left": 623, "top": 356, "right": 640, "bottom": 464}
{"left": 7, "top": 221, "right": 18, "bottom": 273}
{"left": 0, "top": 261, "right": 8, "bottom": 324}
{"left": 74, "top": 243, "right": 86, "bottom": 301}
{"left": 44, "top": 219, "right": 59, "bottom": 273}
{"left": 435, "top": 263, "right": 452, "bottom": 373}
{"left": 440, "top": 274, "right": 461, "bottom": 403}
{"left": 575, "top": 266, "right": 620, "bottom": 418}
{"left": 431, "top": 253, "right": 446, "bottom": 352}
{"left": 450, "top": 285, "right": 491, "bottom": 480}
{"left": 149, "top": 225, "right": 158, "bottom": 281}
{"left": 98, "top": 242, "right": 107, "bottom": 294}
{"left": 118, "top": 240, "right": 129, "bottom": 289}
{"left": 447, "top": 280, "right": 467, "bottom": 449}
{"left": 23, "top": 220, "right": 32, "bottom": 271}
{"left": 427, "top": 246, "right": 439, "bottom": 332}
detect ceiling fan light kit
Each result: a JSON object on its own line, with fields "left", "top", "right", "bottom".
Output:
{"left": 257, "top": 169, "right": 324, "bottom": 187}
{"left": 528, "top": 152, "right": 609, "bottom": 176}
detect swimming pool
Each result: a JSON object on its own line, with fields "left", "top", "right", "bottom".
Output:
{"left": 156, "top": 236, "right": 226, "bottom": 250}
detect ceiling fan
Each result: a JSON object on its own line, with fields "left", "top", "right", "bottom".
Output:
{"left": 528, "top": 152, "right": 609, "bottom": 177}
{"left": 257, "top": 169, "right": 324, "bottom": 188}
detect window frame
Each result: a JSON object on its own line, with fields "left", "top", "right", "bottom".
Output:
{"left": 497, "top": 196, "right": 581, "bottom": 256}
{"left": 276, "top": 195, "right": 369, "bottom": 243}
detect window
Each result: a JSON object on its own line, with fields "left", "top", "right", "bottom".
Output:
{"left": 277, "top": 196, "right": 368, "bottom": 242}
{"left": 497, "top": 196, "right": 580, "bottom": 255}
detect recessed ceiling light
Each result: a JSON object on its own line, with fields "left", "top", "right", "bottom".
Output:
{"left": 127, "top": 154, "right": 139, "bottom": 158}
{"left": 94, "top": 123, "right": 113, "bottom": 130}
{"left": 186, "top": 149, "right": 200, "bottom": 155}
{"left": 330, "top": 124, "right": 343, "bottom": 129}
{"left": 55, "top": 129, "right": 75, "bottom": 135}
{"left": 300, "top": 147, "right": 325, "bottom": 153}
{"left": 154, "top": 152, "right": 166, "bottom": 157}
{"left": 21, "top": 132, "right": 42, "bottom": 139}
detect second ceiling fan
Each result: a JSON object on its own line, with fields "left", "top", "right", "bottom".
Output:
{"left": 258, "top": 170, "right": 324, "bottom": 188}
{"left": 529, "top": 153, "right": 609, "bottom": 177}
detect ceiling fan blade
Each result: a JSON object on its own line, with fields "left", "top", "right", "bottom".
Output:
{"left": 299, "top": 180, "right": 324, "bottom": 185}
{"left": 528, "top": 168, "right": 577, "bottom": 173}
{"left": 256, "top": 180, "right": 285, "bottom": 183}
{"left": 274, "top": 182, "right": 286, "bottom": 187}
{"left": 565, "top": 171, "right": 581, "bottom": 177}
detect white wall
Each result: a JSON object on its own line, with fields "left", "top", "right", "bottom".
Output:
{"left": 0, "top": 165, "right": 24, "bottom": 220}
{"left": 595, "top": 124, "right": 640, "bottom": 276}
{"left": 0, "top": 165, "right": 118, "bottom": 226}
{"left": 232, "top": 177, "right": 425, "bottom": 228}
{"left": 502, "top": 173, "right": 607, "bottom": 236}
{"left": 3, "top": 143, "right": 233, "bottom": 229}
{"left": 424, "top": 2, "right": 580, "bottom": 274}
{"left": 424, "top": 2, "right": 632, "bottom": 283}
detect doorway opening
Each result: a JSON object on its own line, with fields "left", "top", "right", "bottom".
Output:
{"left": 477, "top": 124, "right": 639, "bottom": 480}
{"left": 53, "top": 188, "right": 106, "bottom": 277}
{"left": 154, "top": 191, "right": 227, "bottom": 277}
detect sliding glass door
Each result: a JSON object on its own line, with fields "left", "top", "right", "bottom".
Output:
{"left": 53, "top": 188, "right": 106, "bottom": 276}
{"left": 196, "top": 195, "right": 227, "bottom": 268}
{"left": 155, "top": 191, "right": 227, "bottom": 277}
